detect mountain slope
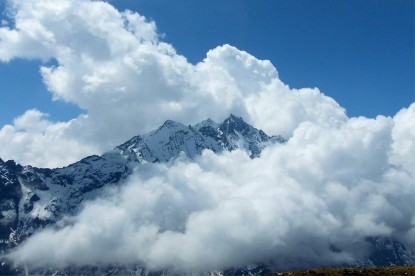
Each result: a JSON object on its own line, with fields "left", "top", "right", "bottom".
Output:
{"left": 0, "top": 115, "right": 413, "bottom": 275}
{"left": 0, "top": 115, "right": 282, "bottom": 249}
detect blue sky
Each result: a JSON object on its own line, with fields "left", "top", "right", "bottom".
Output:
{"left": 0, "top": 0, "right": 414, "bottom": 125}
{"left": 113, "top": 0, "right": 415, "bottom": 117}
{"left": 0, "top": 0, "right": 413, "bottom": 127}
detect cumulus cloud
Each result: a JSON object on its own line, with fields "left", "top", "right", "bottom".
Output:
{"left": 8, "top": 104, "right": 415, "bottom": 272}
{"left": 0, "top": 0, "right": 347, "bottom": 167}
{"left": 0, "top": 109, "right": 98, "bottom": 168}
{"left": 1, "top": 1, "right": 413, "bottom": 271}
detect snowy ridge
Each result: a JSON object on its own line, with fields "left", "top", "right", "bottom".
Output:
{"left": 0, "top": 116, "right": 282, "bottom": 251}
{"left": 0, "top": 115, "right": 285, "bottom": 275}
{"left": 115, "top": 114, "right": 284, "bottom": 164}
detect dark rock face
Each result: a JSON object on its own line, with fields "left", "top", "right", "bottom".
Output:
{"left": 0, "top": 159, "right": 23, "bottom": 244}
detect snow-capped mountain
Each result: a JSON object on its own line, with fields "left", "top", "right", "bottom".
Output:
{"left": 0, "top": 115, "right": 287, "bottom": 274}
{"left": 0, "top": 115, "right": 413, "bottom": 275}
{"left": 115, "top": 114, "right": 284, "bottom": 164}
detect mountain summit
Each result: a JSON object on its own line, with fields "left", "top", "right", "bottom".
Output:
{"left": 115, "top": 115, "right": 285, "bottom": 163}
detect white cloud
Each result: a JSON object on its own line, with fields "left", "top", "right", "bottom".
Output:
{"left": 0, "top": 109, "right": 98, "bottom": 168}
{"left": 8, "top": 107, "right": 415, "bottom": 272}
{"left": 390, "top": 104, "right": 415, "bottom": 171}
{"left": 0, "top": 0, "right": 348, "bottom": 167}
{"left": 0, "top": 1, "right": 413, "bottom": 270}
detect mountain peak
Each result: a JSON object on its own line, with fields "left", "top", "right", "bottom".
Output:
{"left": 226, "top": 114, "right": 244, "bottom": 123}
{"left": 160, "top": 119, "right": 186, "bottom": 129}
{"left": 193, "top": 118, "right": 219, "bottom": 132}
{"left": 202, "top": 118, "right": 216, "bottom": 124}
{"left": 116, "top": 135, "right": 142, "bottom": 151}
{"left": 220, "top": 114, "right": 250, "bottom": 134}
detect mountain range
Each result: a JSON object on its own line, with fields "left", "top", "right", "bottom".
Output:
{"left": 0, "top": 115, "right": 413, "bottom": 275}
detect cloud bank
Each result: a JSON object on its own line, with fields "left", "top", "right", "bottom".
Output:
{"left": 0, "top": 0, "right": 347, "bottom": 167}
{"left": 8, "top": 103, "right": 415, "bottom": 272}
